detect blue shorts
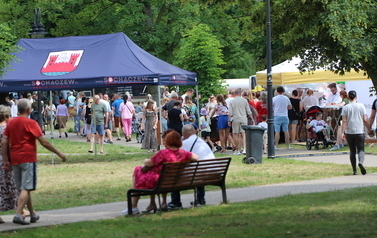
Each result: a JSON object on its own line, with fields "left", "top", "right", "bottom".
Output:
{"left": 91, "top": 124, "right": 105, "bottom": 135}
{"left": 289, "top": 120, "right": 298, "bottom": 125}
{"left": 217, "top": 115, "right": 230, "bottom": 129}
{"left": 274, "top": 116, "right": 289, "bottom": 132}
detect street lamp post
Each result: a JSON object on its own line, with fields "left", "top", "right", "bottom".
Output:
{"left": 266, "top": 0, "right": 275, "bottom": 159}
{"left": 29, "top": 8, "right": 47, "bottom": 130}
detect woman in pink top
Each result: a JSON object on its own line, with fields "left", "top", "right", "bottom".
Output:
{"left": 119, "top": 94, "right": 135, "bottom": 142}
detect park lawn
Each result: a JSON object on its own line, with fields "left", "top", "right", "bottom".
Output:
{"left": 3, "top": 186, "right": 377, "bottom": 237}
{"left": 38, "top": 138, "right": 143, "bottom": 154}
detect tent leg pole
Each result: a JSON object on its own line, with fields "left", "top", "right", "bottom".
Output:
{"left": 157, "top": 85, "right": 163, "bottom": 150}
{"left": 93, "top": 88, "right": 97, "bottom": 158}
{"left": 50, "top": 90, "right": 55, "bottom": 165}
{"left": 195, "top": 85, "right": 199, "bottom": 124}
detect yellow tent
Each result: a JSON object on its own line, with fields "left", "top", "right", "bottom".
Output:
{"left": 256, "top": 57, "right": 369, "bottom": 85}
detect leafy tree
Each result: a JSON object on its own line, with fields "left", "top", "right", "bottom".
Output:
{"left": 0, "top": 24, "right": 18, "bottom": 76}
{"left": 0, "top": 0, "right": 260, "bottom": 81}
{"left": 175, "top": 23, "right": 226, "bottom": 99}
{"left": 239, "top": 0, "right": 377, "bottom": 87}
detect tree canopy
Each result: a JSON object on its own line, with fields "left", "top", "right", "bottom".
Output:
{"left": 244, "top": 0, "right": 377, "bottom": 87}
{"left": 1, "top": 0, "right": 377, "bottom": 90}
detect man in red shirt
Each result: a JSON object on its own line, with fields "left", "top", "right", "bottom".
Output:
{"left": 2, "top": 99, "right": 66, "bottom": 225}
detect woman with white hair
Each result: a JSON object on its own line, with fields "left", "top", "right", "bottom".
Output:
{"left": 0, "top": 105, "right": 18, "bottom": 223}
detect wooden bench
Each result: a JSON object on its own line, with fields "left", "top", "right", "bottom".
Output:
{"left": 365, "top": 138, "right": 377, "bottom": 143}
{"left": 126, "top": 157, "right": 232, "bottom": 215}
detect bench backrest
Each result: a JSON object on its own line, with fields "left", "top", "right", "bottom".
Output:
{"left": 156, "top": 157, "right": 232, "bottom": 193}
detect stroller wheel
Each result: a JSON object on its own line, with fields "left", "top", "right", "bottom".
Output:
{"left": 315, "top": 143, "right": 319, "bottom": 150}
{"left": 306, "top": 140, "right": 312, "bottom": 150}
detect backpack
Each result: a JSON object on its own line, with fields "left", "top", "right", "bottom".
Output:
{"left": 30, "top": 110, "right": 40, "bottom": 121}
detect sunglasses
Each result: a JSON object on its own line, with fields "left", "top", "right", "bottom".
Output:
{"left": 210, "top": 97, "right": 214, "bottom": 99}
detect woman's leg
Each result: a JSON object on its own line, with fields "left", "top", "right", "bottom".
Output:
{"left": 121, "top": 119, "right": 128, "bottom": 137}
{"left": 206, "top": 135, "right": 215, "bottom": 150}
{"left": 225, "top": 128, "right": 234, "bottom": 148}
{"left": 354, "top": 133, "right": 365, "bottom": 164}
{"left": 345, "top": 133, "right": 357, "bottom": 173}
{"left": 218, "top": 129, "right": 225, "bottom": 151}
{"left": 125, "top": 118, "right": 132, "bottom": 138}
{"left": 147, "top": 194, "right": 156, "bottom": 208}
{"left": 162, "top": 193, "right": 167, "bottom": 206}
{"left": 131, "top": 196, "right": 140, "bottom": 209}
{"left": 290, "top": 123, "right": 297, "bottom": 142}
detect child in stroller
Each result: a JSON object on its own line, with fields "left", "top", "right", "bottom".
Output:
{"left": 132, "top": 112, "right": 145, "bottom": 143}
{"left": 305, "top": 110, "right": 334, "bottom": 150}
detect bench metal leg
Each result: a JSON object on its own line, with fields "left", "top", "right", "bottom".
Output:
{"left": 127, "top": 190, "right": 133, "bottom": 215}
{"left": 221, "top": 182, "right": 227, "bottom": 204}
{"left": 157, "top": 193, "right": 162, "bottom": 213}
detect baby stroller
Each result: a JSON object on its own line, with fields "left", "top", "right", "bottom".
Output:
{"left": 132, "top": 112, "right": 145, "bottom": 143}
{"left": 305, "top": 106, "right": 335, "bottom": 150}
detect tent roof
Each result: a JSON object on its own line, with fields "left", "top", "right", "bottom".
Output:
{"left": 256, "top": 57, "right": 369, "bottom": 85}
{"left": 1, "top": 32, "right": 197, "bottom": 92}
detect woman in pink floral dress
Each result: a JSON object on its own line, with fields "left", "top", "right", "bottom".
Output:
{"left": 123, "top": 130, "right": 198, "bottom": 214}
{"left": 0, "top": 106, "right": 18, "bottom": 223}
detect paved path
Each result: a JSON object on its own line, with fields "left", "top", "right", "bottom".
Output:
{"left": 1, "top": 131, "right": 376, "bottom": 232}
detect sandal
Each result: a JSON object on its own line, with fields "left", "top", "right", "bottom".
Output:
{"left": 161, "top": 204, "right": 169, "bottom": 212}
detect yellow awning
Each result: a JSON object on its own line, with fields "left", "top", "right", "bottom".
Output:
{"left": 256, "top": 57, "right": 369, "bottom": 85}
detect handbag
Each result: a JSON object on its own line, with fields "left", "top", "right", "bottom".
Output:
{"left": 53, "top": 118, "right": 59, "bottom": 130}
{"left": 68, "top": 107, "right": 77, "bottom": 117}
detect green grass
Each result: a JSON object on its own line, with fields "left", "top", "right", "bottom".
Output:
{"left": 3, "top": 186, "right": 377, "bottom": 237}
{"left": 38, "top": 139, "right": 143, "bottom": 154}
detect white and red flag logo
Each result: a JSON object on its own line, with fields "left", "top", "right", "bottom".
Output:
{"left": 41, "top": 50, "right": 84, "bottom": 76}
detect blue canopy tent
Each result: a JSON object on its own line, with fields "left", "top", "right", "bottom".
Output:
{"left": 1, "top": 32, "right": 197, "bottom": 157}
{"left": 0, "top": 32, "right": 197, "bottom": 91}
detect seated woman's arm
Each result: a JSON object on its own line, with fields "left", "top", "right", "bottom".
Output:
{"left": 190, "top": 153, "right": 199, "bottom": 162}
{"left": 141, "top": 158, "right": 154, "bottom": 173}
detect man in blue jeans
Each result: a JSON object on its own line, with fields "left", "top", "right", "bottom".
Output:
{"left": 168, "top": 124, "right": 215, "bottom": 208}
{"left": 272, "top": 86, "right": 292, "bottom": 149}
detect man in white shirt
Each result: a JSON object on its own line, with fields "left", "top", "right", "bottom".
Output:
{"left": 326, "top": 83, "right": 342, "bottom": 105}
{"left": 181, "top": 88, "right": 194, "bottom": 105}
{"left": 168, "top": 124, "right": 214, "bottom": 208}
{"left": 272, "top": 86, "right": 292, "bottom": 149}
{"left": 225, "top": 90, "right": 236, "bottom": 106}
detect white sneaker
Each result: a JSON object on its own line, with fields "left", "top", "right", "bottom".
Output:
{"left": 122, "top": 207, "right": 140, "bottom": 215}
{"left": 274, "top": 146, "right": 279, "bottom": 150}
{"left": 329, "top": 145, "right": 340, "bottom": 151}
{"left": 233, "top": 151, "right": 239, "bottom": 155}
{"left": 263, "top": 150, "right": 267, "bottom": 154}
{"left": 241, "top": 150, "right": 246, "bottom": 154}
{"left": 339, "top": 144, "right": 344, "bottom": 148}
{"left": 287, "top": 146, "right": 292, "bottom": 149}
{"left": 212, "top": 147, "right": 217, "bottom": 153}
